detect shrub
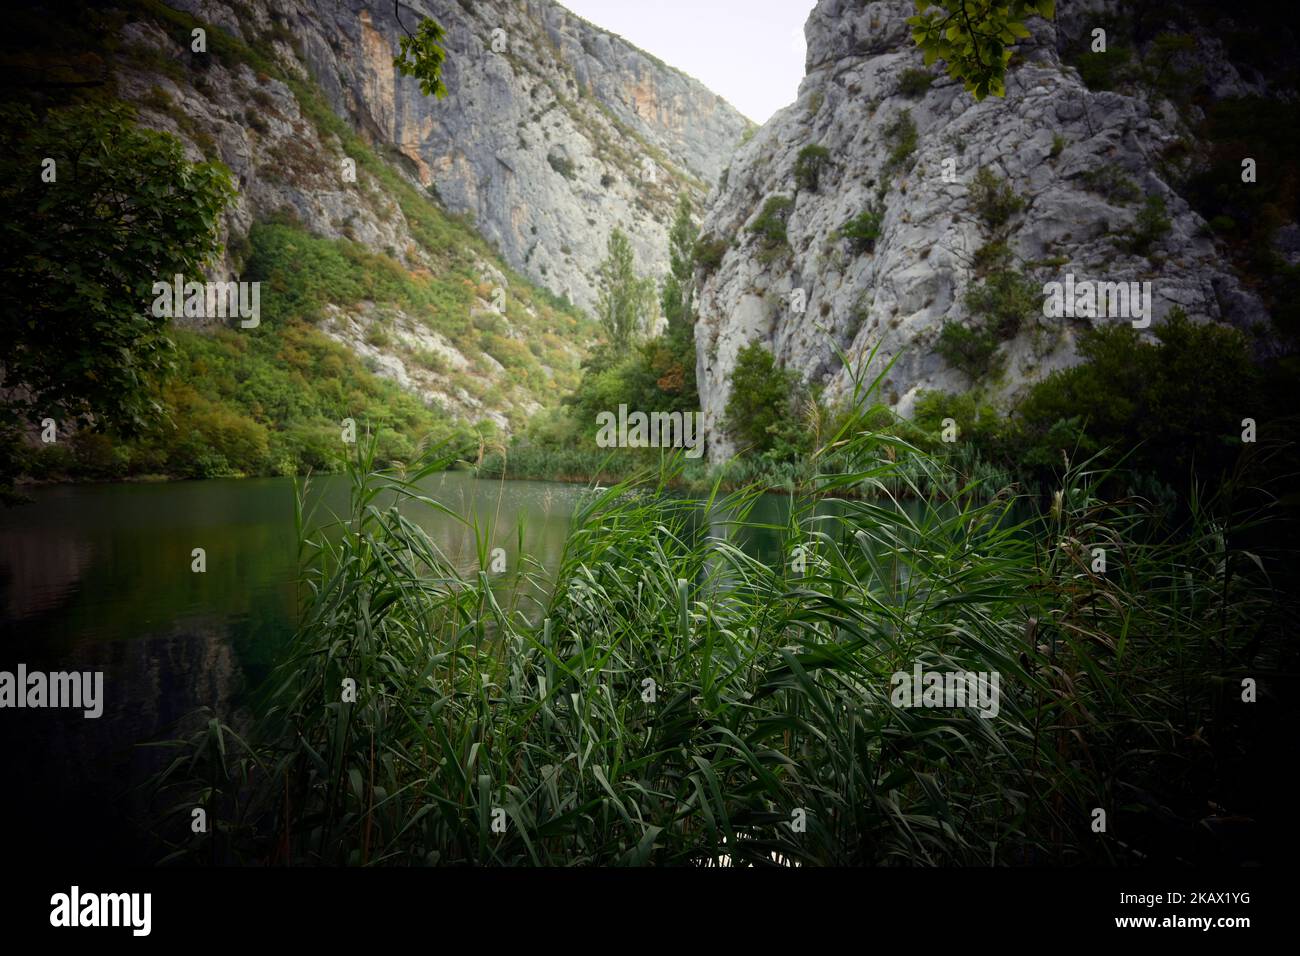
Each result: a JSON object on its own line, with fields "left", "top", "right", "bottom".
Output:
{"left": 412, "top": 348, "right": 448, "bottom": 373}
{"left": 964, "top": 269, "right": 1039, "bottom": 338}
{"left": 748, "top": 196, "right": 795, "bottom": 260}
{"left": 1181, "top": 96, "right": 1300, "bottom": 344}
{"left": 246, "top": 222, "right": 429, "bottom": 322}
{"left": 483, "top": 333, "right": 534, "bottom": 370}
{"left": 969, "top": 167, "right": 1025, "bottom": 233}
{"left": 1080, "top": 166, "right": 1141, "bottom": 204}
{"left": 695, "top": 235, "right": 729, "bottom": 276}
{"left": 172, "top": 402, "right": 271, "bottom": 476}
{"left": 71, "top": 431, "right": 127, "bottom": 480}
{"left": 1144, "top": 32, "right": 1202, "bottom": 104}
{"left": 971, "top": 240, "right": 1012, "bottom": 276}
{"left": 547, "top": 153, "right": 576, "bottom": 179}
{"left": 897, "top": 68, "right": 934, "bottom": 98}
{"left": 374, "top": 427, "right": 416, "bottom": 468}
{"left": 1067, "top": 18, "right": 1136, "bottom": 92}
{"left": 1125, "top": 194, "right": 1172, "bottom": 256}
{"left": 724, "top": 342, "right": 810, "bottom": 461}
{"left": 794, "top": 144, "right": 832, "bottom": 192}
{"left": 1206, "top": 214, "right": 1237, "bottom": 234}
{"left": 883, "top": 109, "right": 917, "bottom": 172}
{"left": 838, "top": 205, "right": 884, "bottom": 255}
{"left": 913, "top": 389, "right": 1004, "bottom": 450}
{"left": 1015, "top": 308, "right": 1259, "bottom": 484}
{"left": 936, "top": 321, "right": 1001, "bottom": 379}
{"left": 1074, "top": 49, "right": 1134, "bottom": 91}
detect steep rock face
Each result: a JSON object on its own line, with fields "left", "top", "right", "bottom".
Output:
{"left": 694, "top": 0, "right": 1272, "bottom": 460}
{"left": 113, "top": 0, "right": 747, "bottom": 429}
{"left": 288, "top": 0, "right": 751, "bottom": 312}
{"left": 114, "top": 8, "right": 544, "bottom": 430}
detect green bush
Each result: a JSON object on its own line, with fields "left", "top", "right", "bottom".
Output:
{"left": 71, "top": 432, "right": 129, "bottom": 480}
{"left": 26, "top": 443, "right": 75, "bottom": 480}
{"left": 724, "top": 342, "right": 810, "bottom": 461}
{"left": 912, "top": 389, "right": 1005, "bottom": 451}
{"left": 1073, "top": 49, "right": 1134, "bottom": 91}
{"left": 1182, "top": 96, "right": 1300, "bottom": 345}
{"left": 839, "top": 205, "right": 885, "bottom": 254}
{"left": 547, "top": 153, "right": 576, "bottom": 179}
{"left": 794, "top": 144, "right": 832, "bottom": 191}
{"left": 1066, "top": 16, "right": 1136, "bottom": 92}
{"left": 1080, "top": 166, "right": 1141, "bottom": 204}
{"left": 1125, "top": 194, "right": 1172, "bottom": 256}
{"left": 964, "top": 269, "right": 1039, "bottom": 338}
{"left": 245, "top": 222, "right": 461, "bottom": 323}
{"left": 1206, "top": 214, "right": 1237, "bottom": 234}
{"left": 883, "top": 109, "right": 917, "bottom": 172}
{"left": 969, "top": 167, "right": 1025, "bottom": 233}
{"left": 971, "top": 240, "right": 1013, "bottom": 276}
{"left": 695, "top": 235, "right": 729, "bottom": 276}
{"left": 748, "top": 196, "right": 795, "bottom": 260}
{"left": 936, "top": 321, "right": 1001, "bottom": 379}
{"left": 897, "top": 68, "right": 934, "bottom": 98}
{"left": 563, "top": 334, "right": 698, "bottom": 444}
{"left": 1014, "top": 308, "right": 1260, "bottom": 484}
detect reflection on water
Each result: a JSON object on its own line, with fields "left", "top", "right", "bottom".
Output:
{"left": 0, "top": 472, "right": 820, "bottom": 862}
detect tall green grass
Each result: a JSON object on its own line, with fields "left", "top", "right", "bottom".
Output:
{"left": 145, "top": 398, "right": 1293, "bottom": 865}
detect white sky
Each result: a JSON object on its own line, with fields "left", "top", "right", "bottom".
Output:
{"left": 557, "top": 0, "right": 819, "bottom": 124}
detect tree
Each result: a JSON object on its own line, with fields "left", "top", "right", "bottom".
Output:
{"left": 1014, "top": 309, "right": 1259, "bottom": 484}
{"left": 907, "top": 0, "right": 1056, "bottom": 100}
{"left": 724, "top": 342, "right": 810, "bottom": 461}
{"left": 393, "top": 4, "right": 448, "bottom": 99}
{"left": 595, "top": 229, "right": 656, "bottom": 351}
{"left": 794, "top": 144, "right": 832, "bottom": 192}
{"left": 661, "top": 195, "right": 699, "bottom": 339}
{"left": 655, "top": 194, "right": 700, "bottom": 410}
{"left": 0, "top": 102, "right": 234, "bottom": 500}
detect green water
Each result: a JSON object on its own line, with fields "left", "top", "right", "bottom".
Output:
{"left": 0, "top": 472, "right": 802, "bottom": 861}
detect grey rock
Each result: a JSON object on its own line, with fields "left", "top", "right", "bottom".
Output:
{"left": 694, "top": 0, "right": 1273, "bottom": 461}
{"left": 116, "top": 0, "right": 745, "bottom": 431}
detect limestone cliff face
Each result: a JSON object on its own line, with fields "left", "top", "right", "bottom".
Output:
{"left": 694, "top": 0, "right": 1276, "bottom": 460}
{"left": 111, "top": 0, "right": 747, "bottom": 429}
{"left": 290, "top": 0, "right": 751, "bottom": 312}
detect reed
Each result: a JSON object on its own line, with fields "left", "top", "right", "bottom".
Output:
{"left": 144, "top": 396, "right": 1293, "bottom": 866}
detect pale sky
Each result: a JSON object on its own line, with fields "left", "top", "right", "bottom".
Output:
{"left": 558, "top": 0, "right": 819, "bottom": 124}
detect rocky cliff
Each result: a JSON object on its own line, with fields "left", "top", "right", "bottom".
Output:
{"left": 104, "top": 0, "right": 746, "bottom": 430}
{"left": 278, "top": 0, "right": 749, "bottom": 312}
{"left": 694, "top": 0, "right": 1284, "bottom": 460}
